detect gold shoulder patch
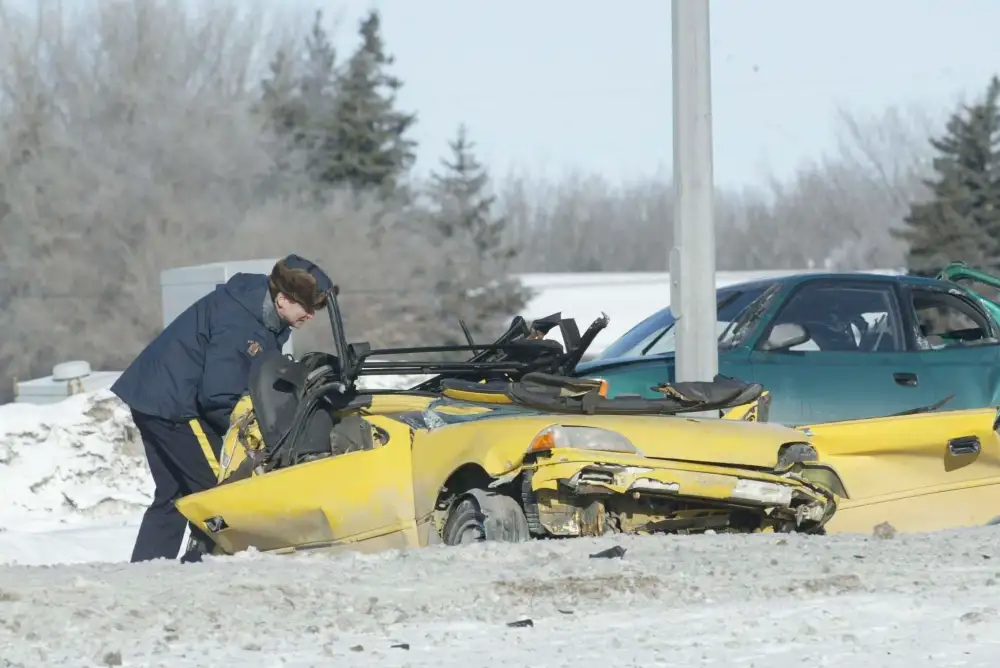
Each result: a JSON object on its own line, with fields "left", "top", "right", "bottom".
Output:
{"left": 247, "top": 340, "right": 262, "bottom": 357}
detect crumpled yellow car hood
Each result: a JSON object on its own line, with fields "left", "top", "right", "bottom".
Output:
{"left": 424, "top": 412, "right": 807, "bottom": 471}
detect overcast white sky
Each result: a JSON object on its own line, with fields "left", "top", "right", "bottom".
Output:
{"left": 279, "top": 0, "right": 1000, "bottom": 190}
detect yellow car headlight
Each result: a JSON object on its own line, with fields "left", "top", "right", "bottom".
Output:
{"left": 776, "top": 442, "right": 818, "bottom": 469}
{"left": 731, "top": 479, "right": 794, "bottom": 506}
{"left": 528, "top": 425, "right": 642, "bottom": 456}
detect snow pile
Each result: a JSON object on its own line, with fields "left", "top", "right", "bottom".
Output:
{"left": 0, "top": 517, "right": 143, "bottom": 566}
{"left": 1, "top": 528, "right": 998, "bottom": 665}
{"left": 0, "top": 390, "right": 153, "bottom": 528}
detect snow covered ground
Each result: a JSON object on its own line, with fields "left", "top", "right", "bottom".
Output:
{"left": 2, "top": 529, "right": 1000, "bottom": 666}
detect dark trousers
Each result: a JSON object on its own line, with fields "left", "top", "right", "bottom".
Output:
{"left": 130, "top": 409, "right": 223, "bottom": 563}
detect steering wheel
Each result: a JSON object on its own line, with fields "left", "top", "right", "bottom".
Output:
{"left": 799, "top": 312, "right": 862, "bottom": 351}
{"left": 858, "top": 313, "right": 893, "bottom": 351}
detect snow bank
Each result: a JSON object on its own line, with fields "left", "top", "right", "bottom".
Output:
{"left": 0, "top": 515, "right": 143, "bottom": 566}
{"left": 0, "top": 390, "right": 152, "bottom": 528}
{"left": 0, "top": 528, "right": 998, "bottom": 666}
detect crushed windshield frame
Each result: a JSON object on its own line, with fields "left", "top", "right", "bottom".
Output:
{"left": 595, "top": 284, "right": 774, "bottom": 361}
{"left": 638, "top": 291, "right": 744, "bottom": 356}
{"left": 718, "top": 282, "right": 782, "bottom": 350}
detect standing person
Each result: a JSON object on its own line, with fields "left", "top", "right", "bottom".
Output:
{"left": 112, "top": 254, "right": 334, "bottom": 563}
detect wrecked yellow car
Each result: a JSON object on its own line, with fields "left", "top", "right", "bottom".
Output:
{"left": 790, "top": 404, "right": 1000, "bottom": 534}
{"left": 174, "top": 301, "right": 838, "bottom": 558}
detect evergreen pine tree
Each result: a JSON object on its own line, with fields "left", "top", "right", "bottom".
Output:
{"left": 257, "top": 9, "right": 417, "bottom": 200}
{"left": 429, "top": 124, "right": 516, "bottom": 258}
{"left": 425, "top": 124, "right": 530, "bottom": 344}
{"left": 256, "top": 11, "right": 341, "bottom": 196}
{"left": 894, "top": 76, "right": 1000, "bottom": 275}
{"left": 326, "top": 9, "right": 417, "bottom": 195}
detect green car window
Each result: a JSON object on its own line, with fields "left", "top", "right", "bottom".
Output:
{"left": 595, "top": 283, "right": 775, "bottom": 360}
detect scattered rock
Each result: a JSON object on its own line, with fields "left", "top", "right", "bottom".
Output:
{"left": 590, "top": 546, "right": 626, "bottom": 559}
{"left": 797, "top": 573, "right": 864, "bottom": 594}
{"left": 959, "top": 608, "right": 997, "bottom": 625}
{"left": 872, "top": 522, "right": 896, "bottom": 540}
{"left": 101, "top": 651, "right": 122, "bottom": 666}
{"left": 960, "top": 611, "right": 985, "bottom": 624}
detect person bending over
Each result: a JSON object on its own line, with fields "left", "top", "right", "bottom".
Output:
{"left": 112, "top": 254, "right": 333, "bottom": 563}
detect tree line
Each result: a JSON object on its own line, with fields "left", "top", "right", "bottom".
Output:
{"left": 0, "top": 1, "right": 989, "bottom": 400}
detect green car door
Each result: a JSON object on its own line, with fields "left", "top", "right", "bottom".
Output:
{"left": 744, "top": 278, "right": 934, "bottom": 424}
{"left": 901, "top": 283, "right": 1000, "bottom": 410}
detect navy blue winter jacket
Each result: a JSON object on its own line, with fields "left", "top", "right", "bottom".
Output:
{"left": 112, "top": 272, "right": 291, "bottom": 436}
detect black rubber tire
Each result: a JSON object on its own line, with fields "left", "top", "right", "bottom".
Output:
{"left": 442, "top": 489, "right": 531, "bottom": 546}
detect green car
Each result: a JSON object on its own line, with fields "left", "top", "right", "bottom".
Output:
{"left": 574, "top": 262, "right": 1000, "bottom": 425}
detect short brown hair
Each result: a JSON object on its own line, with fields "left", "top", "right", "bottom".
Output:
{"left": 268, "top": 258, "right": 328, "bottom": 311}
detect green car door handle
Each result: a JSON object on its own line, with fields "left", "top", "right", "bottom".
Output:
{"left": 893, "top": 372, "right": 918, "bottom": 387}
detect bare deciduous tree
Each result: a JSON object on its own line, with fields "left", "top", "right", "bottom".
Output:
{"left": 498, "top": 103, "right": 939, "bottom": 275}
{"left": 0, "top": 0, "right": 452, "bottom": 401}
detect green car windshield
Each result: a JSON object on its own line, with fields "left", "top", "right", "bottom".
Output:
{"left": 594, "top": 283, "right": 777, "bottom": 360}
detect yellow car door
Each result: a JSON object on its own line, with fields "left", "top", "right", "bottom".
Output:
{"left": 801, "top": 407, "right": 1000, "bottom": 533}
{"left": 175, "top": 414, "right": 418, "bottom": 555}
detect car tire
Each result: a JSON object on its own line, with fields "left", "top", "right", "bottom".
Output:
{"left": 442, "top": 488, "right": 531, "bottom": 546}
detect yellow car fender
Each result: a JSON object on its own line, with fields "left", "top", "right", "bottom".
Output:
{"left": 722, "top": 390, "right": 771, "bottom": 422}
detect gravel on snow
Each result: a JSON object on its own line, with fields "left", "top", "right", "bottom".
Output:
{"left": 2, "top": 529, "right": 1000, "bottom": 667}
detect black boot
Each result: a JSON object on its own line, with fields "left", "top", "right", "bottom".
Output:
{"left": 179, "top": 526, "right": 213, "bottom": 564}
